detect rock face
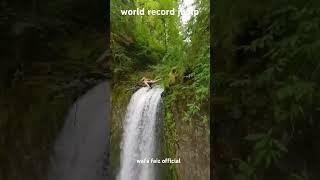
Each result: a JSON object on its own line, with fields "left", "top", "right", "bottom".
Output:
{"left": 174, "top": 102, "right": 210, "bottom": 180}
{"left": 47, "top": 81, "right": 110, "bottom": 180}
{"left": 176, "top": 124, "right": 210, "bottom": 180}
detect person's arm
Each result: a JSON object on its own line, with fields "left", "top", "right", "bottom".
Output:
{"left": 149, "top": 79, "right": 161, "bottom": 83}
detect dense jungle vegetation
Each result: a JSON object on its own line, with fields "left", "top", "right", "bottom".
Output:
{"left": 110, "top": 0, "right": 210, "bottom": 179}
{"left": 0, "top": 1, "right": 108, "bottom": 179}
{"left": 3, "top": 0, "right": 320, "bottom": 180}
{"left": 213, "top": 0, "right": 320, "bottom": 179}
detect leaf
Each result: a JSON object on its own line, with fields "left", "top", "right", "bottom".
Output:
{"left": 254, "top": 138, "right": 268, "bottom": 150}
{"left": 245, "top": 134, "right": 264, "bottom": 141}
{"left": 273, "top": 139, "right": 288, "bottom": 152}
{"left": 234, "top": 174, "right": 247, "bottom": 180}
{"left": 254, "top": 149, "right": 267, "bottom": 165}
{"left": 265, "top": 154, "right": 271, "bottom": 167}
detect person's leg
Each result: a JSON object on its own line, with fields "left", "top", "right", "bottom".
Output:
{"left": 144, "top": 81, "right": 150, "bottom": 88}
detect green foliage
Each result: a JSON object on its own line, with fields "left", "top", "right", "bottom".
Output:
{"left": 163, "top": 95, "right": 178, "bottom": 179}
{"left": 111, "top": 0, "right": 209, "bottom": 178}
{"left": 151, "top": 0, "right": 210, "bottom": 127}
{"left": 214, "top": 0, "right": 320, "bottom": 179}
{"left": 291, "top": 170, "right": 310, "bottom": 180}
{"left": 234, "top": 158, "right": 256, "bottom": 180}
{"left": 234, "top": 130, "right": 288, "bottom": 180}
{"left": 245, "top": 129, "right": 287, "bottom": 168}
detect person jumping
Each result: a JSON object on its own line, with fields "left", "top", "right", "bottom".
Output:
{"left": 140, "top": 77, "right": 160, "bottom": 88}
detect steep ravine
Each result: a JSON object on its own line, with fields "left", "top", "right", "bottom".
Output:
{"left": 110, "top": 83, "right": 210, "bottom": 180}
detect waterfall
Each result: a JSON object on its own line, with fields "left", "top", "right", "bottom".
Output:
{"left": 47, "top": 82, "right": 110, "bottom": 180}
{"left": 117, "top": 86, "right": 164, "bottom": 180}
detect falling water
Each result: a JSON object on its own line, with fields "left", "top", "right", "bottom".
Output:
{"left": 117, "top": 86, "right": 164, "bottom": 180}
{"left": 47, "top": 82, "right": 110, "bottom": 180}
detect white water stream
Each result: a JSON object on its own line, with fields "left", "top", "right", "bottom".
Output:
{"left": 117, "top": 86, "right": 164, "bottom": 180}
